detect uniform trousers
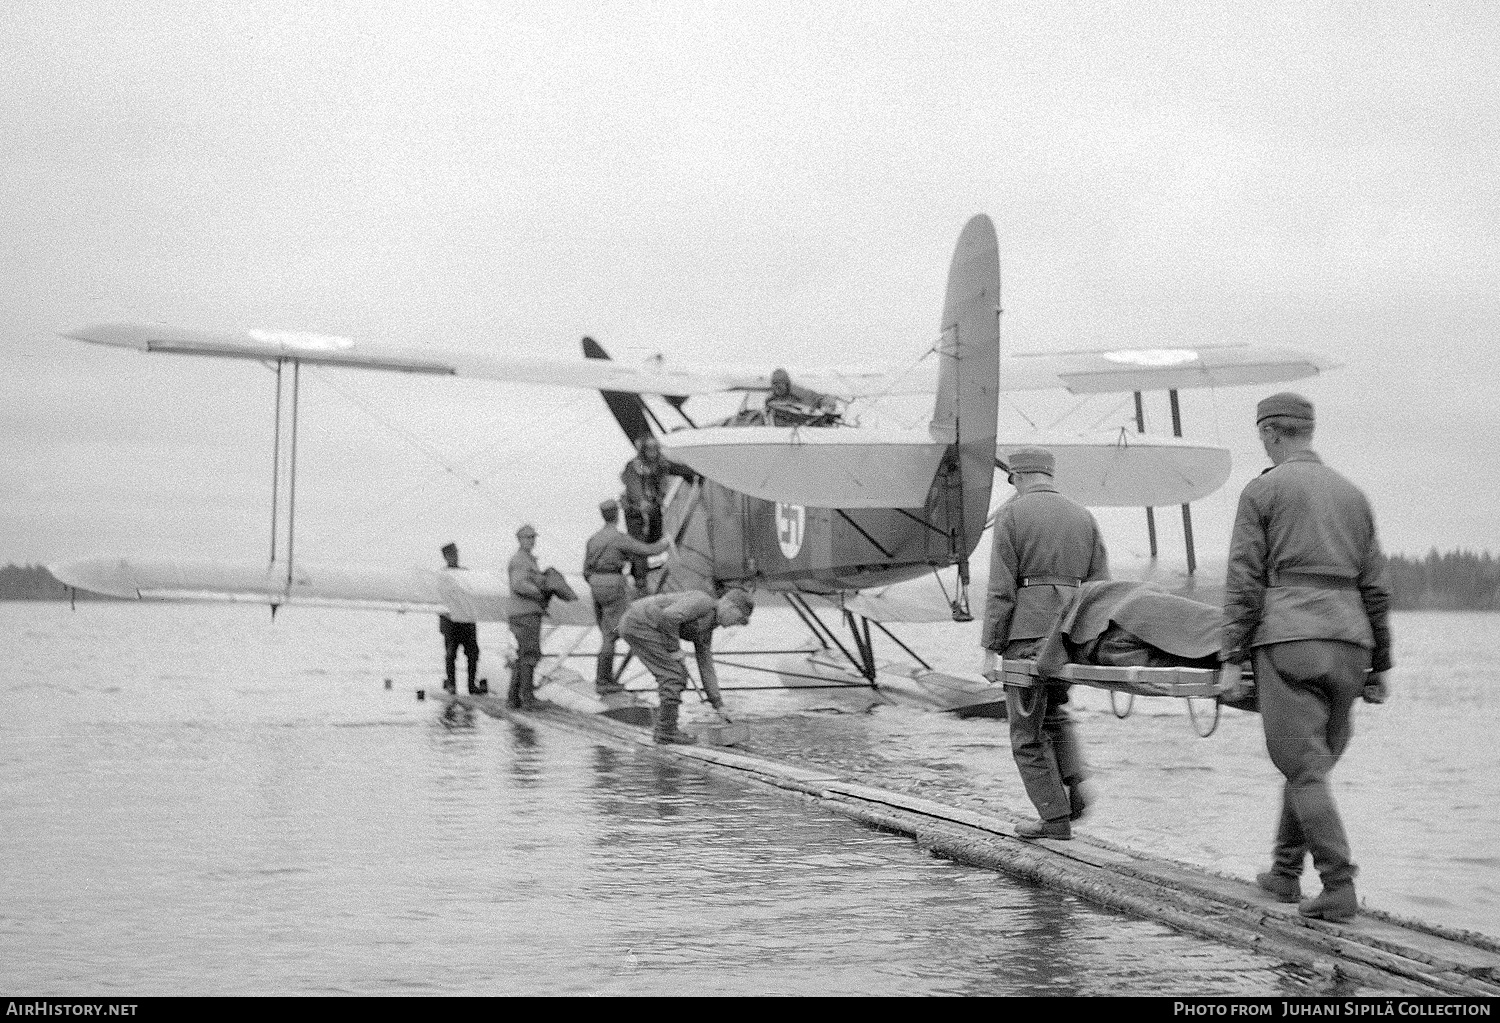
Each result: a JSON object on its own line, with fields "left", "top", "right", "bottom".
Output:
{"left": 1003, "top": 637, "right": 1087, "bottom": 822}
{"left": 440, "top": 619, "right": 479, "bottom": 686}
{"left": 510, "top": 609, "right": 546, "bottom": 681}
{"left": 619, "top": 619, "right": 690, "bottom": 714}
{"left": 1256, "top": 639, "right": 1368, "bottom": 888}
{"left": 588, "top": 574, "right": 630, "bottom": 689}
{"left": 624, "top": 509, "right": 663, "bottom": 586}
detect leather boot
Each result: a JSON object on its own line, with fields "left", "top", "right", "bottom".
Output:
{"left": 1299, "top": 882, "right": 1357, "bottom": 922}
{"left": 506, "top": 673, "right": 522, "bottom": 709}
{"left": 516, "top": 664, "right": 542, "bottom": 711}
{"left": 1256, "top": 870, "right": 1302, "bottom": 903}
{"left": 1015, "top": 817, "right": 1071, "bottom": 840}
{"left": 653, "top": 703, "right": 697, "bottom": 745}
{"left": 1068, "top": 781, "right": 1094, "bottom": 822}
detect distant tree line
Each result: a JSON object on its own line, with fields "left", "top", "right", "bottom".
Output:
{"left": 0, "top": 564, "right": 120, "bottom": 601}
{"left": 1384, "top": 550, "right": 1500, "bottom": 611}
{"left": 3, "top": 553, "right": 1497, "bottom": 609}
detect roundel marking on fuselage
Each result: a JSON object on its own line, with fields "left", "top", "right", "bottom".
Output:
{"left": 776, "top": 502, "right": 806, "bottom": 560}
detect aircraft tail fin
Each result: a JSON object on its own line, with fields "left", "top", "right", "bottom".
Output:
{"left": 929, "top": 214, "right": 1000, "bottom": 560}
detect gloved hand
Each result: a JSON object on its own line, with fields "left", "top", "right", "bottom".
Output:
{"left": 980, "top": 649, "right": 998, "bottom": 681}
{"left": 1217, "top": 661, "right": 1253, "bottom": 704}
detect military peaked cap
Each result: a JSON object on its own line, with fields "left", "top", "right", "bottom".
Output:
{"left": 1256, "top": 392, "right": 1315, "bottom": 424}
{"left": 1007, "top": 447, "right": 1055, "bottom": 476}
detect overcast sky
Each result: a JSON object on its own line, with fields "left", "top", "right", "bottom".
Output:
{"left": 4, "top": 1, "right": 1497, "bottom": 578}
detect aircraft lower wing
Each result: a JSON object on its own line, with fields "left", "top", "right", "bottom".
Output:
{"left": 49, "top": 556, "right": 598, "bottom": 627}
{"left": 63, "top": 324, "right": 1335, "bottom": 401}
{"left": 660, "top": 426, "right": 948, "bottom": 509}
{"left": 999, "top": 431, "right": 1230, "bottom": 507}
{"left": 837, "top": 552, "right": 1229, "bottom": 626}
{"left": 662, "top": 426, "right": 1230, "bottom": 510}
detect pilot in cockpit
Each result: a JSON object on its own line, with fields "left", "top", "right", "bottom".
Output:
{"left": 763, "top": 367, "right": 839, "bottom": 427}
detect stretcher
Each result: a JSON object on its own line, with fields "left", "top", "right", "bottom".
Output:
{"left": 990, "top": 659, "right": 1252, "bottom": 738}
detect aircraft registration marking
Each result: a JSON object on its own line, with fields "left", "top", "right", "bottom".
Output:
{"left": 776, "top": 502, "right": 805, "bottom": 559}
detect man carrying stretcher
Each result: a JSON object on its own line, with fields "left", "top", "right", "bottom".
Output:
{"left": 980, "top": 447, "right": 1109, "bottom": 841}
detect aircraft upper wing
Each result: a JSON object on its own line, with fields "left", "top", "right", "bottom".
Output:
{"left": 63, "top": 324, "right": 1335, "bottom": 400}
{"left": 998, "top": 343, "right": 1340, "bottom": 393}
{"left": 61, "top": 324, "right": 932, "bottom": 399}
{"left": 49, "top": 556, "right": 599, "bottom": 627}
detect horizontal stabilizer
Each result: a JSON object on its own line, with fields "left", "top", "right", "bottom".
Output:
{"left": 659, "top": 426, "right": 948, "bottom": 509}
{"left": 49, "top": 556, "right": 597, "bottom": 627}
{"left": 999, "top": 432, "right": 1231, "bottom": 507}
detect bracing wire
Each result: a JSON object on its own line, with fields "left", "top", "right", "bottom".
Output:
{"left": 289, "top": 368, "right": 531, "bottom": 550}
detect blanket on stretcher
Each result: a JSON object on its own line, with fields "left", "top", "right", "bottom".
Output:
{"left": 1032, "top": 581, "right": 1256, "bottom": 710}
{"left": 1034, "top": 581, "right": 1219, "bottom": 675}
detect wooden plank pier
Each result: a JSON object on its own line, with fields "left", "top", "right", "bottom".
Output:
{"left": 430, "top": 684, "right": 1500, "bottom": 997}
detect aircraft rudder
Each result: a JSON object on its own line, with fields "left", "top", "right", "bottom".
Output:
{"left": 930, "top": 215, "right": 1001, "bottom": 558}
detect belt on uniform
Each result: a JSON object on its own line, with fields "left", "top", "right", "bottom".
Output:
{"left": 1271, "top": 570, "right": 1359, "bottom": 590}
{"left": 1019, "top": 575, "right": 1082, "bottom": 588}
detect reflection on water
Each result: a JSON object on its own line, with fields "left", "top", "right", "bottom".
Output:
{"left": 738, "top": 611, "right": 1500, "bottom": 940}
{"left": 1, "top": 604, "right": 1479, "bottom": 994}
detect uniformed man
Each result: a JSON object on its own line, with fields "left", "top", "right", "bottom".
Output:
{"left": 619, "top": 435, "right": 696, "bottom": 586}
{"left": 763, "top": 367, "right": 838, "bottom": 427}
{"left": 584, "top": 498, "right": 670, "bottom": 695}
{"left": 618, "top": 588, "right": 753, "bottom": 745}
{"left": 980, "top": 447, "right": 1109, "bottom": 840}
{"left": 1223, "top": 392, "right": 1392, "bottom": 923}
{"left": 437, "top": 542, "right": 482, "bottom": 695}
{"left": 507, "top": 524, "right": 547, "bottom": 711}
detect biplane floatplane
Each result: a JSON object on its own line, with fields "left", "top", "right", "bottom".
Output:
{"left": 52, "top": 214, "right": 1335, "bottom": 722}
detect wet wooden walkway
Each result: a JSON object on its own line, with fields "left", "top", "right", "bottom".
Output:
{"left": 433, "top": 686, "right": 1500, "bottom": 997}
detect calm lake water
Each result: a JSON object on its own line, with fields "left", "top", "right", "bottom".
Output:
{"left": 1, "top": 603, "right": 1491, "bottom": 996}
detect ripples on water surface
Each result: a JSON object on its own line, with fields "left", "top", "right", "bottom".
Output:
{"left": 1, "top": 604, "right": 1492, "bottom": 995}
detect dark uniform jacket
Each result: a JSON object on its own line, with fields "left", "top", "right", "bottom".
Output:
{"left": 1222, "top": 450, "right": 1392, "bottom": 672}
{"left": 583, "top": 526, "right": 661, "bottom": 579}
{"left": 619, "top": 591, "right": 724, "bottom": 705}
{"left": 981, "top": 482, "right": 1110, "bottom": 650}
{"left": 507, "top": 549, "right": 546, "bottom": 619}
{"left": 622, "top": 591, "right": 716, "bottom": 640}
{"left": 621, "top": 456, "right": 694, "bottom": 518}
